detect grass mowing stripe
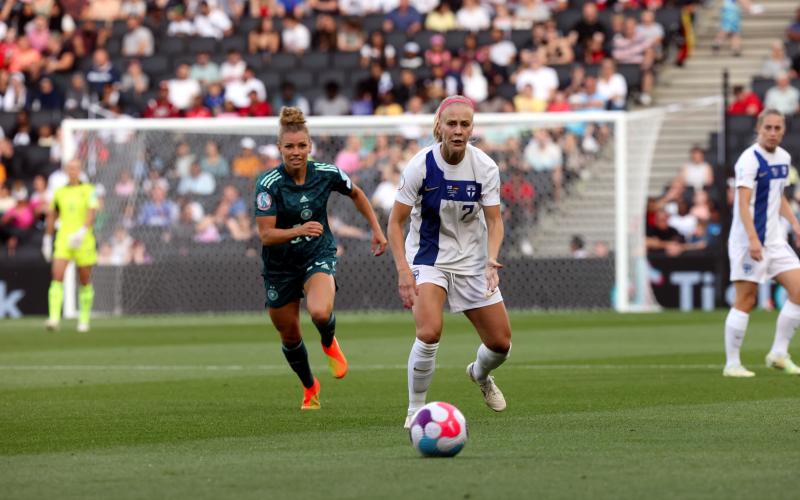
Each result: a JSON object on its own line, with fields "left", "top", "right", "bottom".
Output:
{"left": 0, "top": 363, "right": 724, "bottom": 371}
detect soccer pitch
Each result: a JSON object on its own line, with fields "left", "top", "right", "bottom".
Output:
{"left": 1, "top": 311, "right": 799, "bottom": 500}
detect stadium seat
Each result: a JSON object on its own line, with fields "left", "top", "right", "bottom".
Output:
{"left": 301, "top": 51, "right": 331, "bottom": 70}
{"left": 140, "top": 55, "right": 170, "bottom": 76}
{"left": 161, "top": 37, "right": 187, "bottom": 56}
{"left": 237, "top": 17, "right": 260, "bottom": 36}
{"left": 241, "top": 54, "right": 265, "bottom": 71}
{"left": 290, "top": 70, "right": 314, "bottom": 89}
{"left": 444, "top": 31, "right": 468, "bottom": 52}
{"left": 751, "top": 77, "right": 773, "bottom": 100}
{"left": 497, "top": 83, "right": 517, "bottom": 101}
{"left": 413, "top": 30, "right": 435, "bottom": 51}
{"left": 347, "top": 69, "right": 371, "bottom": 87}
{"left": 187, "top": 37, "right": 218, "bottom": 54}
{"left": 786, "top": 41, "right": 800, "bottom": 58}
{"left": 266, "top": 53, "right": 300, "bottom": 71}
{"left": 30, "top": 110, "right": 63, "bottom": 130}
{"left": 106, "top": 38, "right": 121, "bottom": 55}
{"left": 510, "top": 30, "right": 531, "bottom": 48}
{"left": 655, "top": 7, "right": 682, "bottom": 33}
{"left": 727, "top": 115, "right": 756, "bottom": 134}
{"left": 332, "top": 52, "right": 361, "bottom": 70}
{"left": 257, "top": 71, "right": 281, "bottom": 92}
{"left": 362, "top": 15, "right": 384, "bottom": 34}
{"left": 112, "top": 20, "right": 128, "bottom": 37}
{"left": 385, "top": 32, "right": 408, "bottom": 50}
{"left": 0, "top": 112, "right": 16, "bottom": 135}
{"left": 220, "top": 37, "right": 247, "bottom": 55}
{"left": 617, "top": 64, "right": 642, "bottom": 91}
{"left": 317, "top": 69, "right": 347, "bottom": 87}
{"left": 555, "top": 10, "right": 582, "bottom": 34}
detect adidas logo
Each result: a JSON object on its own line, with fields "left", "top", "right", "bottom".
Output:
{"left": 300, "top": 195, "right": 309, "bottom": 203}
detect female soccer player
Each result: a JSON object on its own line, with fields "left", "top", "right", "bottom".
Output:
{"left": 724, "top": 108, "right": 800, "bottom": 377}
{"left": 386, "top": 95, "right": 513, "bottom": 428}
{"left": 254, "top": 107, "right": 387, "bottom": 410}
{"left": 42, "top": 159, "right": 97, "bottom": 332}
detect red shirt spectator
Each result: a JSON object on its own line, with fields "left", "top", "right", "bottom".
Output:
{"left": 185, "top": 96, "right": 213, "bottom": 118}
{"left": 238, "top": 90, "right": 272, "bottom": 117}
{"left": 143, "top": 85, "right": 180, "bottom": 118}
{"left": 728, "top": 85, "right": 764, "bottom": 116}
{"left": 501, "top": 173, "right": 535, "bottom": 205}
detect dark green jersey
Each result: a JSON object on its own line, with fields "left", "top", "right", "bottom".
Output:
{"left": 254, "top": 161, "right": 353, "bottom": 275}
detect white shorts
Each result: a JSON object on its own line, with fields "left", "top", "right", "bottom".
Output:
{"left": 411, "top": 265, "right": 504, "bottom": 313}
{"left": 729, "top": 241, "right": 800, "bottom": 283}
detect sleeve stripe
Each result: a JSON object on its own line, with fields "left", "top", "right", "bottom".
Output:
{"left": 260, "top": 171, "right": 281, "bottom": 187}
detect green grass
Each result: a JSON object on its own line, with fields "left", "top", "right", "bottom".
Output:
{"left": 2, "top": 311, "right": 800, "bottom": 499}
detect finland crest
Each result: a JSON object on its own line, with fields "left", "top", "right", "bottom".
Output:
{"left": 257, "top": 192, "right": 272, "bottom": 211}
{"left": 466, "top": 184, "right": 477, "bottom": 199}
{"left": 743, "top": 262, "right": 753, "bottom": 275}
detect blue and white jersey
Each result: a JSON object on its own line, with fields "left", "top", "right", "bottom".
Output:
{"left": 396, "top": 143, "right": 501, "bottom": 275}
{"left": 730, "top": 143, "right": 792, "bottom": 247}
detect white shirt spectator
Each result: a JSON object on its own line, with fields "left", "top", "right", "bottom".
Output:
{"left": 523, "top": 138, "right": 562, "bottom": 172}
{"left": 194, "top": 8, "right": 232, "bottom": 39}
{"left": 411, "top": 0, "right": 438, "bottom": 13}
{"left": 122, "top": 25, "right": 154, "bottom": 57}
{"left": 515, "top": 66, "right": 559, "bottom": 101}
{"left": 489, "top": 40, "right": 517, "bottom": 68}
{"left": 168, "top": 19, "right": 196, "bottom": 36}
{"left": 597, "top": 73, "right": 627, "bottom": 109}
{"left": 456, "top": 3, "right": 491, "bottom": 32}
{"left": 177, "top": 170, "right": 216, "bottom": 196}
{"left": 220, "top": 59, "right": 246, "bottom": 83}
{"left": 764, "top": 84, "right": 800, "bottom": 115}
{"left": 168, "top": 77, "right": 202, "bottom": 110}
{"left": 282, "top": 22, "right": 311, "bottom": 54}
{"left": 340, "top": 0, "right": 382, "bottom": 15}
{"left": 461, "top": 62, "right": 488, "bottom": 103}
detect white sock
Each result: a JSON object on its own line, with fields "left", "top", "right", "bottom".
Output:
{"left": 471, "top": 343, "right": 510, "bottom": 383}
{"left": 407, "top": 338, "right": 438, "bottom": 415}
{"left": 725, "top": 308, "right": 749, "bottom": 367}
{"left": 770, "top": 300, "right": 800, "bottom": 357}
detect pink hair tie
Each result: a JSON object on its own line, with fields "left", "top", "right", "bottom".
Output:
{"left": 436, "top": 96, "right": 475, "bottom": 117}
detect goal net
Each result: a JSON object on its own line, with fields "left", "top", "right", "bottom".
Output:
{"left": 61, "top": 109, "right": 676, "bottom": 315}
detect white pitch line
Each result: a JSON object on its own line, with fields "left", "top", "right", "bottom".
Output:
{"left": 0, "top": 364, "right": 721, "bottom": 371}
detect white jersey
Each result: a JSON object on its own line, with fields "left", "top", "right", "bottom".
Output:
{"left": 396, "top": 143, "right": 501, "bottom": 275}
{"left": 730, "top": 143, "right": 792, "bottom": 248}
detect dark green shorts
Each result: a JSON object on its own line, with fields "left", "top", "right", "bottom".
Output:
{"left": 263, "top": 256, "right": 338, "bottom": 308}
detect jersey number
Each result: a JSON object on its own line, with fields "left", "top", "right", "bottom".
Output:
{"left": 461, "top": 204, "right": 475, "bottom": 221}
{"left": 290, "top": 224, "right": 314, "bottom": 244}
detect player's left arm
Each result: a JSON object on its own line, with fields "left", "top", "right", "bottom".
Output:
{"left": 348, "top": 184, "right": 387, "bottom": 256}
{"left": 780, "top": 195, "right": 800, "bottom": 243}
{"left": 69, "top": 188, "right": 97, "bottom": 249}
{"left": 483, "top": 204, "right": 504, "bottom": 292}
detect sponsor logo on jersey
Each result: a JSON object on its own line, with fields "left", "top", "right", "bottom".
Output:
{"left": 300, "top": 195, "right": 309, "bottom": 203}
{"left": 446, "top": 184, "right": 460, "bottom": 197}
{"left": 257, "top": 192, "right": 272, "bottom": 211}
{"left": 301, "top": 208, "right": 312, "bottom": 220}
{"left": 424, "top": 185, "right": 438, "bottom": 192}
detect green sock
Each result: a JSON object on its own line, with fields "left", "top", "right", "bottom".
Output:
{"left": 282, "top": 340, "right": 315, "bottom": 388}
{"left": 314, "top": 313, "right": 336, "bottom": 348}
{"left": 48, "top": 281, "right": 63, "bottom": 323}
{"left": 79, "top": 285, "right": 94, "bottom": 325}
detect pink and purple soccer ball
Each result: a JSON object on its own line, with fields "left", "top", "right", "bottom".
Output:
{"left": 408, "top": 402, "right": 468, "bottom": 457}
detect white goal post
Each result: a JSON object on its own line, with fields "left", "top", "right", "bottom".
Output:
{"left": 59, "top": 108, "right": 684, "bottom": 314}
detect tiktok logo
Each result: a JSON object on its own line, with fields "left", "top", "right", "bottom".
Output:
{"left": 0, "top": 281, "right": 24, "bottom": 318}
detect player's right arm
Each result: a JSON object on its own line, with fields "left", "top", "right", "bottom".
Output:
{"left": 734, "top": 152, "right": 763, "bottom": 261}
{"left": 388, "top": 156, "right": 425, "bottom": 309}
{"left": 42, "top": 191, "right": 59, "bottom": 261}
{"left": 253, "top": 183, "right": 322, "bottom": 246}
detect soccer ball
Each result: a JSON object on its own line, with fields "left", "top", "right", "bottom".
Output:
{"left": 408, "top": 402, "right": 468, "bottom": 457}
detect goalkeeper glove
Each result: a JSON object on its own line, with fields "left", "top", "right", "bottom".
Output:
{"left": 68, "top": 227, "right": 87, "bottom": 249}
{"left": 42, "top": 234, "right": 53, "bottom": 262}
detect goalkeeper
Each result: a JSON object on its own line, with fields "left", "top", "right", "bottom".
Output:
{"left": 42, "top": 159, "right": 98, "bottom": 332}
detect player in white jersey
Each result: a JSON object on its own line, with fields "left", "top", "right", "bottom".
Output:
{"left": 387, "top": 95, "right": 513, "bottom": 428}
{"left": 724, "top": 109, "right": 800, "bottom": 377}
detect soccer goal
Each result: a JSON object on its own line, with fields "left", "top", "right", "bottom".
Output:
{"left": 58, "top": 104, "right": 711, "bottom": 315}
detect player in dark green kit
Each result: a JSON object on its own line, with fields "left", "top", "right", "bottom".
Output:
{"left": 255, "top": 107, "right": 387, "bottom": 410}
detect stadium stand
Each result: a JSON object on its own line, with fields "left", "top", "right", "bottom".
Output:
{"left": 0, "top": 0, "right": 693, "bottom": 259}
